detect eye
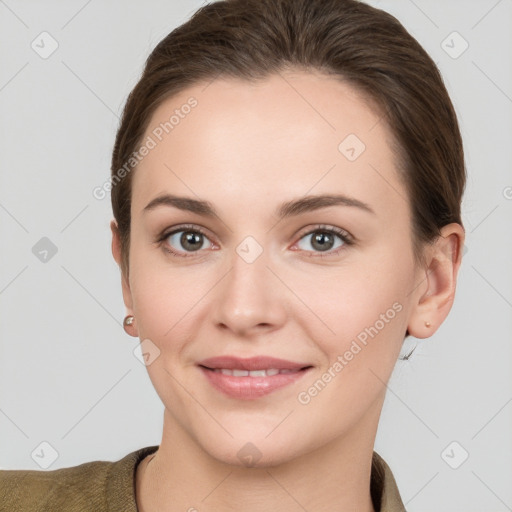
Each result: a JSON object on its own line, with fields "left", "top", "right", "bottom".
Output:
{"left": 294, "top": 225, "right": 353, "bottom": 257}
{"left": 157, "top": 224, "right": 214, "bottom": 258}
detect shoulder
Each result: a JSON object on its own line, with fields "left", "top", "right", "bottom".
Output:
{"left": 0, "top": 445, "right": 159, "bottom": 512}
{"left": 0, "top": 459, "right": 113, "bottom": 511}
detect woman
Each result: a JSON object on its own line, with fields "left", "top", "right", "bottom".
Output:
{"left": 0, "top": 0, "right": 465, "bottom": 510}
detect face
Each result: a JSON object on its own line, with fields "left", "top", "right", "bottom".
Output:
{"left": 118, "top": 70, "right": 425, "bottom": 466}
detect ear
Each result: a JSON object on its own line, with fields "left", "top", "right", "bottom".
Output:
{"left": 110, "top": 220, "right": 134, "bottom": 313}
{"left": 407, "top": 223, "right": 465, "bottom": 339}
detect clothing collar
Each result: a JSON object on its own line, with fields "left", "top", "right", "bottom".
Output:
{"left": 370, "top": 451, "right": 407, "bottom": 511}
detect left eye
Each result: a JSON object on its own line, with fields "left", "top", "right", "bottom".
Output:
{"left": 296, "top": 228, "right": 347, "bottom": 254}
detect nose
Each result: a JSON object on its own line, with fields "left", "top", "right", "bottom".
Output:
{"left": 211, "top": 245, "right": 288, "bottom": 338}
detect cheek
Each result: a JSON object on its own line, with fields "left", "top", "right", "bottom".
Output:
{"left": 128, "top": 250, "right": 214, "bottom": 354}
{"left": 308, "top": 250, "right": 412, "bottom": 366}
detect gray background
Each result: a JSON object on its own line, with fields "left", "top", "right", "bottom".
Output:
{"left": 1, "top": 0, "right": 511, "bottom": 510}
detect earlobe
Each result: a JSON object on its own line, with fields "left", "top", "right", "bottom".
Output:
{"left": 123, "top": 314, "right": 138, "bottom": 338}
{"left": 407, "top": 223, "right": 465, "bottom": 339}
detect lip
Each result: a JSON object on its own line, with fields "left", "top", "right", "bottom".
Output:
{"left": 198, "top": 356, "right": 313, "bottom": 400}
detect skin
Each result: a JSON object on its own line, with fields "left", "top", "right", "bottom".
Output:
{"left": 111, "top": 69, "right": 464, "bottom": 512}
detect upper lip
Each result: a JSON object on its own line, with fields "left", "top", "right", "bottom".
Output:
{"left": 198, "top": 356, "right": 312, "bottom": 371}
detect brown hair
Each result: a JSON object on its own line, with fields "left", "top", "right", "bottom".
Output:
{"left": 111, "top": 0, "right": 465, "bottom": 278}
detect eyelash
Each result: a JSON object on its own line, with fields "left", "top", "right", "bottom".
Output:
{"left": 156, "top": 223, "right": 354, "bottom": 259}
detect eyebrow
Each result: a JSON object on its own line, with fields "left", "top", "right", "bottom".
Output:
{"left": 143, "top": 193, "right": 375, "bottom": 219}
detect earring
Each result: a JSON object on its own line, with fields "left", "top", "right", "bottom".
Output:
{"left": 424, "top": 321, "right": 431, "bottom": 328}
{"left": 123, "top": 315, "right": 135, "bottom": 334}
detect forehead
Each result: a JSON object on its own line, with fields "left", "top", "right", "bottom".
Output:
{"left": 131, "top": 70, "right": 407, "bottom": 218}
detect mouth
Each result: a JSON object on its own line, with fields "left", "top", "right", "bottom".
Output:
{"left": 197, "top": 355, "right": 313, "bottom": 399}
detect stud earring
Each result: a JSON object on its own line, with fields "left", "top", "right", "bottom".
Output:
{"left": 424, "top": 321, "right": 431, "bottom": 328}
{"left": 123, "top": 315, "right": 135, "bottom": 334}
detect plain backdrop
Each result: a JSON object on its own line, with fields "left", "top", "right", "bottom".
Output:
{"left": 1, "top": 1, "right": 511, "bottom": 510}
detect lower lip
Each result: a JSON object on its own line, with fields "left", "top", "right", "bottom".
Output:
{"left": 199, "top": 366, "right": 311, "bottom": 400}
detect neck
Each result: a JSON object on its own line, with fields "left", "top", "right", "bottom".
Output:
{"left": 137, "top": 404, "right": 382, "bottom": 512}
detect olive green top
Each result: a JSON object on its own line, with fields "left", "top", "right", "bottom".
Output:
{"left": 0, "top": 446, "right": 406, "bottom": 511}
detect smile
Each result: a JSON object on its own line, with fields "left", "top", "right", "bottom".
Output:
{"left": 197, "top": 355, "right": 313, "bottom": 399}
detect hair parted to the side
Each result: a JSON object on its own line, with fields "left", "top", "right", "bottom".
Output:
{"left": 111, "top": 0, "right": 466, "bottom": 279}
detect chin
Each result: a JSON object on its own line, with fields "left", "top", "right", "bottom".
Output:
{"left": 196, "top": 431, "right": 306, "bottom": 469}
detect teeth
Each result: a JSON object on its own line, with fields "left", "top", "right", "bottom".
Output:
{"left": 213, "top": 368, "right": 294, "bottom": 377}
{"left": 245, "top": 369, "right": 266, "bottom": 377}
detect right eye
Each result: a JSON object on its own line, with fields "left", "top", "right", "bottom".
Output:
{"left": 157, "top": 224, "right": 215, "bottom": 258}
